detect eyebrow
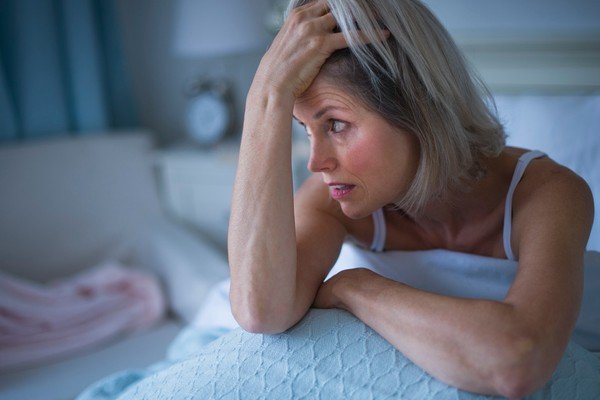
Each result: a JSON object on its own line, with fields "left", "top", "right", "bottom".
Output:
{"left": 293, "top": 105, "right": 346, "bottom": 124}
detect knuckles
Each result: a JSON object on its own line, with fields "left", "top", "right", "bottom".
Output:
{"left": 288, "top": 8, "right": 309, "bottom": 25}
{"left": 282, "top": 15, "right": 330, "bottom": 53}
{"left": 306, "top": 35, "right": 326, "bottom": 51}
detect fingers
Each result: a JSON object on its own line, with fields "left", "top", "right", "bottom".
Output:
{"left": 298, "top": 0, "right": 330, "bottom": 17}
{"left": 289, "top": 0, "right": 335, "bottom": 33}
{"left": 358, "top": 29, "right": 391, "bottom": 44}
{"left": 327, "top": 32, "right": 349, "bottom": 51}
{"left": 289, "top": 0, "right": 391, "bottom": 54}
{"left": 314, "top": 12, "right": 337, "bottom": 31}
{"left": 294, "top": 1, "right": 390, "bottom": 49}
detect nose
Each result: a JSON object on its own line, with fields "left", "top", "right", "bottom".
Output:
{"left": 307, "top": 138, "right": 337, "bottom": 173}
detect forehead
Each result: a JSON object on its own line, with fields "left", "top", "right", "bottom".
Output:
{"left": 293, "top": 75, "right": 363, "bottom": 119}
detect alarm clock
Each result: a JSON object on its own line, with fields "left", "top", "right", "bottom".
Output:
{"left": 184, "top": 78, "right": 233, "bottom": 146}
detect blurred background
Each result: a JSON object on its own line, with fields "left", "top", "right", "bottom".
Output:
{"left": 117, "top": 0, "right": 600, "bottom": 145}
{"left": 0, "top": 1, "right": 599, "bottom": 398}
{"left": 1, "top": 0, "right": 599, "bottom": 146}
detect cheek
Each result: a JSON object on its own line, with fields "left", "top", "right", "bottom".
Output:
{"left": 343, "top": 130, "right": 420, "bottom": 186}
{"left": 344, "top": 136, "right": 382, "bottom": 173}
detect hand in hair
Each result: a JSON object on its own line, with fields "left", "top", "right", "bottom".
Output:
{"left": 253, "top": 0, "right": 388, "bottom": 99}
{"left": 231, "top": 0, "right": 387, "bottom": 337}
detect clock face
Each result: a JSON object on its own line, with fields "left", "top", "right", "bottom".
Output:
{"left": 186, "top": 92, "right": 230, "bottom": 145}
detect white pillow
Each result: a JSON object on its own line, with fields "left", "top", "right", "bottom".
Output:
{"left": 111, "top": 218, "right": 230, "bottom": 323}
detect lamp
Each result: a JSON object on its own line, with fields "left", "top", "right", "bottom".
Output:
{"left": 173, "top": 0, "right": 271, "bottom": 58}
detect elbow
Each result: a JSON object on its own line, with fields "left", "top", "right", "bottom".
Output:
{"left": 496, "top": 376, "right": 545, "bottom": 399}
{"left": 495, "top": 375, "right": 539, "bottom": 399}
{"left": 230, "top": 297, "right": 293, "bottom": 334}
{"left": 228, "top": 270, "right": 301, "bottom": 334}
{"left": 492, "top": 333, "right": 555, "bottom": 399}
{"left": 233, "top": 311, "right": 291, "bottom": 334}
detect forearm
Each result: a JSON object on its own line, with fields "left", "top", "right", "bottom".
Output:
{"left": 228, "top": 0, "right": 359, "bottom": 333}
{"left": 228, "top": 84, "right": 299, "bottom": 332}
{"left": 338, "top": 271, "right": 539, "bottom": 396}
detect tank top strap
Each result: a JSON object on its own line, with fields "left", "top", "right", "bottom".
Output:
{"left": 503, "top": 150, "right": 547, "bottom": 261}
{"left": 370, "top": 208, "right": 387, "bottom": 252}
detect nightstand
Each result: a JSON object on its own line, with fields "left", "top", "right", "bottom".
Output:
{"left": 154, "top": 143, "right": 238, "bottom": 250}
{"left": 154, "top": 140, "right": 310, "bottom": 251}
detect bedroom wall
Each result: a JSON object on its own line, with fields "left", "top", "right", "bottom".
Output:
{"left": 114, "top": 0, "right": 265, "bottom": 146}
{"left": 114, "top": 0, "right": 600, "bottom": 146}
{"left": 423, "top": 0, "right": 600, "bottom": 34}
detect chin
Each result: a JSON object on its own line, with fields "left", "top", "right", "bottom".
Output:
{"left": 339, "top": 202, "right": 373, "bottom": 220}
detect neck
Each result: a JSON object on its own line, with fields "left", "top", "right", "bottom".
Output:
{"left": 407, "top": 155, "right": 508, "bottom": 243}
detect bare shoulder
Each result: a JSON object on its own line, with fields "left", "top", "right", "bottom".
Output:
{"left": 513, "top": 154, "right": 594, "bottom": 220}
{"left": 511, "top": 154, "right": 595, "bottom": 258}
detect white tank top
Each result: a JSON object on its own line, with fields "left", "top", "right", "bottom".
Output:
{"left": 369, "top": 150, "right": 547, "bottom": 261}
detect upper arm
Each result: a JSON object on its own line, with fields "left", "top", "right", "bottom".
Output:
{"left": 504, "top": 169, "right": 594, "bottom": 378}
{"left": 293, "top": 173, "right": 348, "bottom": 314}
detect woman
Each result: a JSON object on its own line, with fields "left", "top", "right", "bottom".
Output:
{"left": 228, "top": 0, "right": 594, "bottom": 397}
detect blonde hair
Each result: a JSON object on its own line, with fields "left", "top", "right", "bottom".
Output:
{"left": 286, "top": 0, "right": 506, "bottom": 216}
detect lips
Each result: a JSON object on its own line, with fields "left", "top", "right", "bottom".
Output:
{"left": 329, "top": 184, "right": 354, "bottom": 190}
{"left": 328, "top": 183, "right": 356, "bottom": 199}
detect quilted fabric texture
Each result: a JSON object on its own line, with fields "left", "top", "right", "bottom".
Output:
{"left": 118, "top": 309, "right": 600, "bottom": 400}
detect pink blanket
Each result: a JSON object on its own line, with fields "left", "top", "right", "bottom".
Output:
{"left": 0, "top": 261, "right": 166, "bottom": 371}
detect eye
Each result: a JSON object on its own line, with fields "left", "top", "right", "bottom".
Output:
{"left": 330, "top": 119, "right": 347, "bottom": 134}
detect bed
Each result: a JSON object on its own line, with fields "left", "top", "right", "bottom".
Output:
{"left": 71, "top": 29, "right": 600, "bottom": 400}
{"left": 77, "top": 250, "right": 600, "bottom": 399}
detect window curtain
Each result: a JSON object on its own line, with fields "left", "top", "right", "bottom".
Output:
{"left": 0, "top": 0, "right": 137, "bottom": 142}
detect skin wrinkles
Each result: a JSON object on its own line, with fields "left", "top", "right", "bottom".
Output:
{"left": 293, "top": 75, "right": 512, "bottom": 250}
{"left": 294, "top": 85, "right": 370, "bottom": 209}
{"left": 230, "top": 1, "right": 594, "bottom": 395}
{"left": 293, "top": 76, "right": 420, "bottom": 220}
{"left": 294, "top": 80, "right": 514, "bottom": 247}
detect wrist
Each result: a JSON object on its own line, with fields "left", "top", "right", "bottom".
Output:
{"left": 248, "top": 77, "right": 295, "bottom": 106}
{"left": 243, "top": 85, "right": 295, "bottom": 130}
{"left": 337, "top": 268, "right": 383, "bottom": 312}
{"left": 335, "top": 268, "right": 373, "bottom": 311}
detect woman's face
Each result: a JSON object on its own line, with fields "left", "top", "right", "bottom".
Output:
{"left": 293, "top": 74, "right": 420, "bottom": 219}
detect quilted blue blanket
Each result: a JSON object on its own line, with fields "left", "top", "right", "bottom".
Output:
{"left": 80, "top": 309, "right": 600, "bottom": 400}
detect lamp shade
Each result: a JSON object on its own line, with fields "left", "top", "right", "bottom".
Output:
{"left": 173, "top": 0, "right": 271, "bottom": 58}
